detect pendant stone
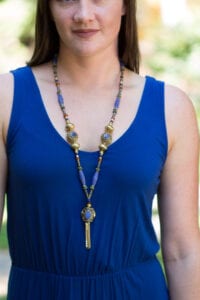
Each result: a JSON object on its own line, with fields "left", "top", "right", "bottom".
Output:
{"left": 81, "top": 203, "right": 96, "bottom": 249}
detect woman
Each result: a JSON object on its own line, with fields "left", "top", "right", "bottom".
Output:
{"left": 0, "top": 0, "right": 200, "bottom": 299}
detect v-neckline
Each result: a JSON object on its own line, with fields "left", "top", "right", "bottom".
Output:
{"left": 28, "top": 66, "right": 148, "bottom": 155}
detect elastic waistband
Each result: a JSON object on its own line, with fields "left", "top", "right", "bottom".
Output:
{"left": 11, "top": 256, "right": 159, "bottom": 280}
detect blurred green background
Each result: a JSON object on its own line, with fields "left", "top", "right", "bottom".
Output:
{"left": 0, "top": 0, "right": 199, "bottom": 299}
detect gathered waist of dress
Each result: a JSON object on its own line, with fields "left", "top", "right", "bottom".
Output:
{"left": 11, "top": 256, "right": 159, "bottom": 279}
{"left": 8, "top": 256, "right": 169, "bottom": 300}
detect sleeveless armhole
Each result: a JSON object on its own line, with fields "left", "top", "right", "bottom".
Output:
{"left": 155, "top": 78, "right": 168, "bottom": 168}
{"left": 6, "top": 68, "right": 27, "bottom": 154}
{"left": 157, "top": 80, "right": 168, "bottom": 167}
{"left": 145, "top": 76, "right": 168, "bottom": 168}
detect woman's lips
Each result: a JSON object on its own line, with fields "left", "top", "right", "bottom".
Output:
{"left": 72, "top": 29, "right": 99, "bottom": 38}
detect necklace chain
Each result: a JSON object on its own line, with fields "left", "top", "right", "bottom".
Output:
{"left": 52, "top": 55, "right": 125, "bottom": 249}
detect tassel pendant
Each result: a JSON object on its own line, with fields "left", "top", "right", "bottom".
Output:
{"left": 81, "top": 203, "right": 96, "bottom": 249}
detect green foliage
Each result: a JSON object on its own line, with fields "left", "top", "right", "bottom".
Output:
{"left": 157, "top": 250, "right": 164, "bottom": 271}
{"left": 0, "top": 222, "right": 8, "bottom": 250}
{"left": 157, "top": 26, "right": 200, "bottom": 60}
{"left": 144, "top": 17, "right": 200, "bottom": 133}
{"left": 145, "top": 16, "right": 200, "bottom": 106}
{"left": 19, "top": 1, "right": 36, "bottom": 46}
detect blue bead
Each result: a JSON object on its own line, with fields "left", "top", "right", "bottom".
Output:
{"left": 58, "top": 94, "right": 64, "bottom": 106}
{"left": 92, "top": 171, "right": 99, "bottom": 186}
{"left": 85, "top": 210, "right": 91, "bottom": 220}
{"left": 79, "top": 170, "right": 86, "bottom": 185}
{"left": 103, "top": 133, "right": 110, "bottom": 140}
{"left": 69, "top": 131, "right": 77, "bottom": 138}
{"left": 114, "top": 97, "right": 120, "bottom": 109}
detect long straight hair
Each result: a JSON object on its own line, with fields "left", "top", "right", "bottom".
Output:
{"left": 28, "top": 0, "right": 140, "bottom": 73}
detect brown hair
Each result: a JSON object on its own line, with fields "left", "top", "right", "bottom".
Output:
{"left": 28, "top": 0, "right": 140, "bottom": 73}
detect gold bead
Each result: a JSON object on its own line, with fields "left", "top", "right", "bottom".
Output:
{"left": 71, "top": 143, "right": 80, "bottom": 150}
{"left": 105, "top": 124, "right": 114, "bottom": 133}
{"left": 66, "top": 123, "right": 75, "bottom": 131}
{"left": 101, "top": 133, "right": 112, "bottom": 146}
{"left": 87, "top": 203, "right": 92, "bottom": 208}
{"left": 67, "top": 131, "right": 78, "bottom": 144}
{"left": 99, "top": 144, "right": 107, "bottom": 152}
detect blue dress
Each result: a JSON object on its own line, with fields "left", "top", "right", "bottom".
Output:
{"left": 6, "top": 67, "right": 169, "bottom": 299}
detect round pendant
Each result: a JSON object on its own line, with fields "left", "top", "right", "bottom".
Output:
{"left": 67, "top": 131, "right": 78, "bottom": 144}
{"left": 81, "top": 205, "right": 96, "bottom": 223}
{"left": 101, "top": 132, "right": 112, "bottom": 146}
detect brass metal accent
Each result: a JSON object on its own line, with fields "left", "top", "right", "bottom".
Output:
{"left": 99, "top": 144, "right": 107, "bottom": 152}
{"left": 81, "top": 204, "right": 96, "bottom": 249}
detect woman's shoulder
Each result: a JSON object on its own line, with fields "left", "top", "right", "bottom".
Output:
{"left": 164, "top": 83, "right": 197, "bottom": 127}
{"left": 0, "top": 72, "right": 15, "bottom": 142}
{"left": 0, "top": 63, "right": 48, "bottom": 105}
{"left": 124, "top": 69, "right": 196, "bottom": 120}
{"left": 164, "top": 83, "right": 199, "bottom": 151}
{"left": 165, "top": 83, "right": 193, "bottom": 106}
{"left": 134, "top": 71, "right": 199, "bottom": 151}
{"left": 0, "top": 65, "right": 29, "bottom": 90}
{"left": 135, "top": 72, "right": 196, "bottom": 122}
{"left": 0, "top": 65, "right": 38, "bottom": 142}
{"left": 0, "top": 71, "right": 13, "bottom": 86}
{"left": 0, "top": 72, "right": 14, "bottom": 116}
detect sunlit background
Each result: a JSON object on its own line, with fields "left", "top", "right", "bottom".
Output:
{"left": 0, "top": 0, "right": 199, "bottom": 299}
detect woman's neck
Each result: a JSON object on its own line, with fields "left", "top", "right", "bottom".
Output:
{"left": 56, "top": 49, "right": 121, "bottom": 91}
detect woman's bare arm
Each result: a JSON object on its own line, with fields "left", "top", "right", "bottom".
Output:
{"left": 0, "top": 73, "right": 13, "bottom": 230}
{"left": 158, "top": 84, "right": 200, "bottom": 300}
{"left": 0, "top": 131, "right": 7, "bottom": 229}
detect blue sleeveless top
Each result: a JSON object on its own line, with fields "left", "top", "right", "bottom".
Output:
{"left": 6, "top": 67, "right": 169, "bottom": 299}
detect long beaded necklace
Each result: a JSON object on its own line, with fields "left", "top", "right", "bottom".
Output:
{"left": 52, "top": 55, "right": 125, "bottom": 249}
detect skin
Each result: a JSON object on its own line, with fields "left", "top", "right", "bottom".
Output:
{"left": 50, "top": 0, "right": 125, "bottom": 58}
{"left": 0, "top": 0, "right": 200, "bottom": 298}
